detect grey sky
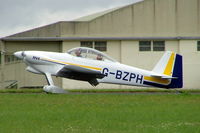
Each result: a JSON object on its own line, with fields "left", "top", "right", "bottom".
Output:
{"left": 0, "top": 0, "right": 141, "bottom": 37}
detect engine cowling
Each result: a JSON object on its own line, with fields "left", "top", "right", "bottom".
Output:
{"left": 43, "top": 85, "right": 67, "bottom": 94}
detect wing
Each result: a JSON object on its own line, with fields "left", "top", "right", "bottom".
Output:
{"left": 56, "top": 65, "right": 105, "bottom": 86}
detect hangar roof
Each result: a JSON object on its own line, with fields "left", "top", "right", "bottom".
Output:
{"left": 74, "top": 7, "right": 120, "bottom": 21}
{"left": 3, "top": 36, "right": 200, "bottom": 41}
{"left": 2, "top": 0, "right": 200, "bottom": 39}
{"left": 74, "top": 0, "right": 143, "bottom": 21}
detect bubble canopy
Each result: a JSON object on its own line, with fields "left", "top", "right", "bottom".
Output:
{"left": 67, "top": 47, "right": 117, "bottom": 62}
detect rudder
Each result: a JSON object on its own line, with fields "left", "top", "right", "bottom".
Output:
{"left": 168, "top": 54, "right": 183, "bottom": 88}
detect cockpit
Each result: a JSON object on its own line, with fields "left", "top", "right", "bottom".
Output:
{"left": 67, "top": 47, "right": 117, "bottom": 62}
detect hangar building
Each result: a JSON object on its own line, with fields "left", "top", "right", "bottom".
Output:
{"left": 1, "top": 0, "right": 200, "bottom": 89}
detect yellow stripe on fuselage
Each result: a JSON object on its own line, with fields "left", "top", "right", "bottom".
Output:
{"left": 42, "top": 58, "right": 102, "bottom": 71}
{"left": 163, "top": 52, "right": 175, "bottom": 76}
{"left": 144, "top": 76, "right": 170, "bottom": 85}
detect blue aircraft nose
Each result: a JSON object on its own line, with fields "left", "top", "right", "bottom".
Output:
{"left": 14, "top": 51, "right": 25, "bottom": 59}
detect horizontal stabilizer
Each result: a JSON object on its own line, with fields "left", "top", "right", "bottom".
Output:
{"left": 150, "top": 73, "right": 177, "bottom": 79}
{"left": 151, "top": 75, "right": 177, "bottom": 79}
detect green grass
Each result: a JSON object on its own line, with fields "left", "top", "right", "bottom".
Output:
{"left": 0, "top": 93, "right": 200, "bottom": 133}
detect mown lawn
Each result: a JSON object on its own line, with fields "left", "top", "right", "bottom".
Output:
{"left": 0, "top": 93, "right": 199, "bottom": 133}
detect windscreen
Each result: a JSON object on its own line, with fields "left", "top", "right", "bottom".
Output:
{"left": 67, "top": 47, "right": 116, "bottom": 62}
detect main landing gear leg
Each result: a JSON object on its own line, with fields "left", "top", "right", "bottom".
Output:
{"left": 43, "top": 73, "right": 67, "bottom": 94}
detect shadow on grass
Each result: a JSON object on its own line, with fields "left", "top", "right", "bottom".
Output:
{"left": 0, "top": 88, "right": 200, "bottom": 94}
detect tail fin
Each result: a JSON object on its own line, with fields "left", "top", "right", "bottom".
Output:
{"left": 151, "top": 51, "right": 183, "bottom": 88}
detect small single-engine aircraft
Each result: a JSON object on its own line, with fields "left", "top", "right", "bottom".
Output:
{"left": 14, "top": 47, "right": 183, "bottom": 93}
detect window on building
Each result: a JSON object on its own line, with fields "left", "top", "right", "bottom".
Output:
{"left": 153, "top": 41, "right": 165, "bottom": 51}
{"left": 197, "top": 41, "right": 200, "bottom": 51}
{"left": 139, "top": 41, "right": 151, "bottom": 51}
{"left": 4, "top": 54, "right": 19, "bottom": 64}
{"left": 94, "top": 41, "right": 107, "bottom": 51}
{"left": 80, "top": 41, "right": 107, "bottom": 52}
{"left": 5, "top": 55, "right": 10, "bottom": 63}
{"left": 80, "top": 41, "right": 93, "bottom": 48}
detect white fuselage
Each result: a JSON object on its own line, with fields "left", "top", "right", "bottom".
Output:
{"left": 15, "top": 51, "right": 151, "bottom": 87}
{"left": 14, "top": 47, "right": 183, "bottom": 93}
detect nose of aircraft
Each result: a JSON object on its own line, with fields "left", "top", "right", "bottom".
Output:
{"left": 14, "top": 51, "right": 25, "bottom": 59}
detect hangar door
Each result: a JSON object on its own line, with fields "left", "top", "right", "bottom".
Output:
{"left": 2, "top": 41, "right": 62, "bottom": 88}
